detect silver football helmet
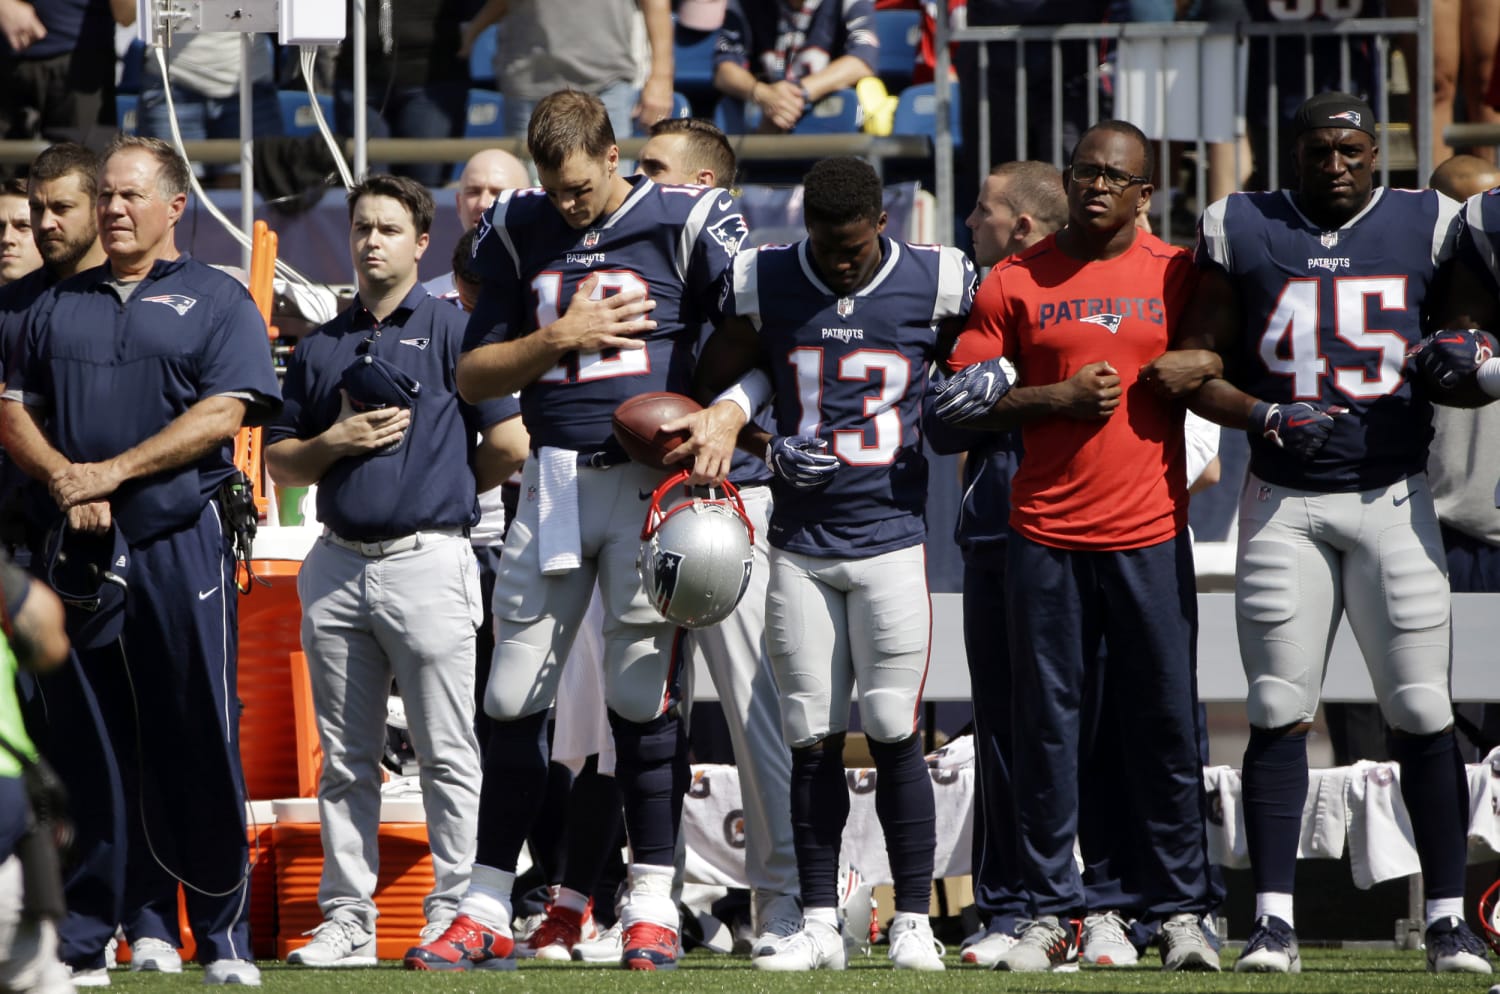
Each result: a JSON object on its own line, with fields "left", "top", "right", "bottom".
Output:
{"left": 638, "top": 470, "right": 755, "bottom": 629}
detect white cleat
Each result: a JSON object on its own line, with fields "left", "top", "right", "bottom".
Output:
{"left": 752, "top": 921, "right": 846, "bottom": 972}
{"left": 887, "top": 916, "right": 945, "bottom": 971}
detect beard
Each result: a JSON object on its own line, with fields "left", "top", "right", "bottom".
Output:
{"left": 39, "top": 231, "right": 93, "bottom": 271}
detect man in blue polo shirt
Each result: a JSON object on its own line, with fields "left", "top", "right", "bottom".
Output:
{"left": 0, "top": 134, "right": 281, "bottom": 986}
{"left": 266, "top": 173, "right": 517, "bottom": 970}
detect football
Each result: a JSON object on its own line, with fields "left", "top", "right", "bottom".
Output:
{"left": 612, "top": 392, "right": 703, "bottom": 470}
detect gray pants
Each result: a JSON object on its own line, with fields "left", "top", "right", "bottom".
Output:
{"left": 299, "top": 531, "right": 484, "bottom": 933}
{"left": 686, "top": 486, "right": 799, "bottom": 909}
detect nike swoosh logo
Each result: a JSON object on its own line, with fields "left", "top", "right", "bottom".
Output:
{"left": 1394, "top": 491, "right": 1417, "bottom": 506}
{"left": 718, "top": 197, "right": 733, "bottom": 211}
{"left": 198, "top": 587, "right": 219, "bottom": 600}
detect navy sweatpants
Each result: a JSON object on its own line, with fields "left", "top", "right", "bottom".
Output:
{"left": 1007, "top": 531, "right": 1212, "bottom": 919}
{"left": 73, "top": 505, "right": 252, "bottom": 964}
{"left": 961, "top": 559, "right": 1029, "bottom": 931}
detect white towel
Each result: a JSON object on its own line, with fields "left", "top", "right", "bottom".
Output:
{"left": 1345, "top": 760, "right": 1421, "bottom": 888}
{"left": 1467, "top": 748, "right": 1500, "bottom": 860}
{"left": 537, "top": 446, "right": 581, "bottom": 575}
{"left": 550, "top": 589, "right": 614, "bottom": 776}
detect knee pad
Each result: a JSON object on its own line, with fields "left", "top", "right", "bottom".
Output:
{"left": 1242, "top": 650, "right": 1314, "bottom": 728}
{"left": 483, "top": 640, "right": 557, "bottom": 721}
{"left": 1381, "top": 682, "right": 1454, "bottom": 736}
{"left": 861, "top": 691, "right": 921, "bottom": 744}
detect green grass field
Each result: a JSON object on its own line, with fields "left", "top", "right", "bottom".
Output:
{"left": 90, "top": 949, "right": 1496, "bottom": 993}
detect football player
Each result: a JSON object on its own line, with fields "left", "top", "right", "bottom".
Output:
{"left": 403, "top": 90, "right": 748, "bottom": 972}
{"left": 1143, "top": 91, "right": 1492, "bottom": 975}
{"left": 667, "top": 155, "right": 974, "bottom": 972}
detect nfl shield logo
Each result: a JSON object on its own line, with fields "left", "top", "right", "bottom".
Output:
{"left": 1320, "top": 230, "right": 1339, "bottom": 249}
{"left": 836, "top": 297, "right": 854, "bottom": 318}
{"left": 583, "top": 230, "right": 600, "bottom": 248}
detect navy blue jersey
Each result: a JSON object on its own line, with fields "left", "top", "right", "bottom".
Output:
{"left": 267, "top": 286, "right": 513, "bottom": 542}
{"left": 1456, "top": 187, "right": 1500, "bottom": 298}
{"left": 716, "top": 0, "right": 879, "bottom": 84}
{"left": 723, "top": 236, "right": 976, "bottom": 557}
{"left": 1198, "top": 187, "right": 1461, "bottom": 492}
{"left": 465, "top": 176, "right": 748, "bottom": 453}
{"left": 7, "top": 257, "right": 281, "bottom": 544}
{"left": 921, "top": 385, "right": 1021, "bottom": 563}
{"left": 0, "top": 268, "right": 59, "bottom": 539}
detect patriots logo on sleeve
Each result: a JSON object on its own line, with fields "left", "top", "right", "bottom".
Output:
{"left": 472, "top": 211, "right": 493, "bottom": 257}
{"left": 141, "top": 293, "right": 198, "bottom": 316}
{"left": 707, "top": 212, "right": 750, "bottom": 256}
{"left": 1080, "top": 313, "right": 1123, "bottom": 334}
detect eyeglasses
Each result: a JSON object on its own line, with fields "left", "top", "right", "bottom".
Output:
{"left": 1069, "top": 162, "right": 1149, "bottom": 193}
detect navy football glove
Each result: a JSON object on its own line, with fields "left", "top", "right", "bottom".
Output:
{"left": 1403, "top": 328, "right": 1499, "bottom": 408}
{"left": 934, "top": 356, "right": 1015, "bottom": 424}
{"left": 1251, "top": 400, "right": 1341, "bottom": 460}
{"left": 767, "top": 434, "right": 840, "bottom": 490}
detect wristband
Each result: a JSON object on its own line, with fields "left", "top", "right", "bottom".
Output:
{"left": 799, "top": 84, "right": 813, "bottom": 104}
{"left": 713, "top": 368, "right": 772, "bottom": 420}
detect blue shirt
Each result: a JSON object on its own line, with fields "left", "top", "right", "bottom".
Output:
{"left": 0, "top": 268, "right": 58, "bottom": 539}
{"left": 922, "top": 381, "right": 1020, "bottom": 564}
{"left": 716, "top": 0, "right": 879, "bottom": 84}
{"left": 723, "top": 236, "right": 977, "bottom": 557}
{"left": 1197, "top": 187, "right": 1462, "bottom": 492}
{"left": 466, "top": 176, "right": 747, "bottom": 454}
{"left": 0, "top": 0, "right": 113, "bottom": 61}
{"left": 268, "top": 285, "right": 513, "bottom": 542}
{"left": 9, "top": 257, "right": 281, "bottom": 544}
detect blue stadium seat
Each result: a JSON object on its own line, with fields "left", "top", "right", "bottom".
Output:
{"left": 873, "top": 9, "right": 920, "bottom": 90}
{"left": 892, "top": 83, "right": 960, "bottom": 147}
{"left": 715, "top": 89, "right": 863, "bottom": 135}
{"left": 469, "top": 24, "right": 499, "bottom": 87}
{"left": 116, "top": 93, "right": 138, "bottom": 135}
{"left": 278, "top": 90, "right": 334, "bottom": 139}
{"left": 791, "top": 88, "right": 863, "bottom": 134}
{"left": 674, "top": 25, "right": 718, "bottom": 92}
{"left": 465, "top": 89, "right": 506, "bottom": 138}
{"left": 634, "top": 91, "right": 692, "bottom": 136}
{"left": 119, "top": 40, "right": 145, "bottom": 96}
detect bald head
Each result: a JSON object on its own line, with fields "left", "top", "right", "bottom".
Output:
{"left": 456, "top": 149, "right": 531, "bottom": 229}
{"left": 1430, "top": 154, "right": 1500, "bottom": 202}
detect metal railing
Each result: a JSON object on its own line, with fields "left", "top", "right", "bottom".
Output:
{"left": 933, "top": 3, "right": 1434, "bottom": 244}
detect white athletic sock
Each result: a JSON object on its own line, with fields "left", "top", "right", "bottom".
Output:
{"left": 1254, "top": 892, "right": 1295, "bottom": 927}
{"left": 456, "top": 864, "right": 515, "bottom": 930}
{"left": 621, "top": 863, "right": 677, "bottom": 929}
{"left": 553, "top": 886, "right": 589, "bottom": 916}
{"left": 803, "top": 907, "right": 838, "bottom": 931}
{"left": 891, "top": 911, "right": 927, "bottom": 930}
{"left": 1426, "top": 897, "right": 1465, "bottom": 926}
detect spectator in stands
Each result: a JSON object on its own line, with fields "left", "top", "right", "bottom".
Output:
{"left": 1393, "top": 0, "right": 1500, "bottom": 164}
{"left": 334, "top": 0, "right": 481, "bottom": 188}
{"left": 712, "top": 0, "right": 879, "bottom": 133}
{"left": 137, "top": 33, "right": 282, "bottom": 182}
{"left": 424, "top": 148, "right": 530, "bottom": 300}
{"left": 0, "top": 0, "right": 134, "bottom": 152}
{"left": 460, "top": 0, "right": 675, "bottom": 140}
{"left": 0, "top": 179, "right": 39, "bottom": 287}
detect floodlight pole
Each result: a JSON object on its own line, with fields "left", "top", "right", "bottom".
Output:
{"left": 353, "top": 0, "right": 367, "bottom": 180}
